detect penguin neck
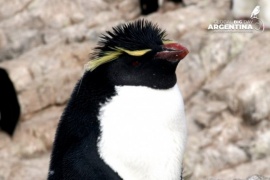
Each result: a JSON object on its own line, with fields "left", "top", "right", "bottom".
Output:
{"left": 65, "top": 69, "right": 116, "bottom": 123}
{"left": 75, "top": 69, "right": 115, "bottom": 99}
{"left": 70, "top": 67, "right": 179, "bottom": 115}
{"left": 95, "top": 63, "right": 178, "bottom": 90}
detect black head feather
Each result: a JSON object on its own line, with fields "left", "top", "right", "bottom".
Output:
{"left": 86, "top": 19, "right": 188, "bottom": 89}
{"left": 94, "top": 19, "right": 168, "bottom": 57}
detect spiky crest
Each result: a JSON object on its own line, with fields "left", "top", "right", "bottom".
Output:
{"left": 88, "top": 19, "right": 169, "bottom": 71}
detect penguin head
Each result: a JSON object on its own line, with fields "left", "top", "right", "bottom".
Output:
{"left": 88, "top": 19, "right": 189, "bottom": 89}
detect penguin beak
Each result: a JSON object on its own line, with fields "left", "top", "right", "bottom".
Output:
{"left": 154, "top": 43, "right": 189, "bottom": 62}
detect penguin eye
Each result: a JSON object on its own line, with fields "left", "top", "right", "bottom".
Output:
{"left": 131, "top": 61, "right": 141, "bottom": 67}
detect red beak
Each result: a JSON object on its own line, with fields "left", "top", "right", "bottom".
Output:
{"left": 154, "top": 43, "right": 189, "bottom": 62}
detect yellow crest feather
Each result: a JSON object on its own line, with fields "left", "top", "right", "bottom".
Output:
{"left": 116, "top": 47, "right": 151, "bottom": 56}
{"left": 88, "top": 51, "right": 122, "bottom": 71}
{"left": 162, "top": 40, "right": 174, "bottom": 44}
{"left": 88, "top": 47, "right": 152, "bottom": 71}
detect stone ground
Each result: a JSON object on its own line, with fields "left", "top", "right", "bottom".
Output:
{"left": 0, "top": 0, "right": 270, "bottom": 179}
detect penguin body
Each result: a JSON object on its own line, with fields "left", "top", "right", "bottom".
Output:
{"left": 48, "top": 20, "right": 188, "bottom": 180}
{"left": 98, "top": 85, "right": 186, "bottom": 180}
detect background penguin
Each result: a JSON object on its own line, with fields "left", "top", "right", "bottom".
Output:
{"left": 260, "top": 0, "right": 270, "bottom": 29}
{"left": 0, "top": 68, "right": 20, "bottom": 136}
{"left": 140, "top": 0, "right": 183, "bottom": 15}
{"left": 48, "top": 19, "right": 189, "bottom": 180}
{"left": 140, "top": 0, "right": 159, "bottom": 15}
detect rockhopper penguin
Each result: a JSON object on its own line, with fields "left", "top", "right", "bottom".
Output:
{"left": 48, "top": 19, "right": 189, "bottom": 180}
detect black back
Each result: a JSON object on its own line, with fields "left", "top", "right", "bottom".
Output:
{"left": 49, "top": 68, "right": 122, "bottom": 179}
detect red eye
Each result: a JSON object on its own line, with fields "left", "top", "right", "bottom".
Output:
{"left": 132, "top": 61, "right": 140, "bottom": 67}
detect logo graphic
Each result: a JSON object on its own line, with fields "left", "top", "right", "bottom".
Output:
{"left": 250, "top": 6, "right": 260, "bottom": 18}
{"left": 208, "top": 5, "right": 264, "bottom": 32}
{"left": 250, "top": 6, "right": 264, "bottom": 31}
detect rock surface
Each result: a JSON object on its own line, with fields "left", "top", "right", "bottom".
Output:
{"left": 1, "top": 0, "right": 270, "bottom": 179}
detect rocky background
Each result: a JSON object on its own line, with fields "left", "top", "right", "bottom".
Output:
{"left": 0, "top": 0, "right": 270, "bottom": 179}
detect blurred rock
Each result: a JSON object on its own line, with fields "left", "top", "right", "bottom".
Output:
{"left": 213, "top": 157, "right": 270, "bottom": 179}
{"left": 205, "top": 32, "right": 270, "bottom": 124}
{"left": 260, "top": 0, "right": 270, "bottom": 28}
{"left": 184, "top": 113, "right": 253, "bottom": 178}
{"left": 0, "top": 41, "right": 90, "bottom": 118}
{"left": 183, "top": 32, "right": 270, "bottom": 178}
{"left": 249, "top": 131, "right": 270, "bottom": 160}
{"left": 8, "top": 155, "right": 49, "bottom": 180}
{"left": 0, "top": 0, "right": 32, "bottom": 20}
{"left": 118, "top": 0, "right": 140, "bottom": 20}
{"left": 0, "top": 154, "right": 50, "bottom": 180}
{"left": 0, "top": 0, "right": 140, "bottom": 62}
{"left": 0, "top": 106, "right": 63, "bottom": 159}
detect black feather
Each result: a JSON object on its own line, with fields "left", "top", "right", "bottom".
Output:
{"left": 94, "top": 19, "right": 167, "bottom": 57}
{"left": 0, "top": 68, "right": 20, "bottom": 136}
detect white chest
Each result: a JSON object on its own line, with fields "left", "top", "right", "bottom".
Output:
{"left": 98, "top": 85, "right": 187, "bottom": 180}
